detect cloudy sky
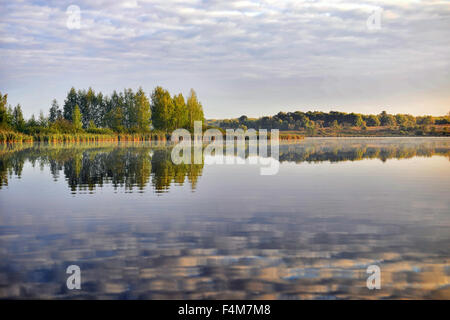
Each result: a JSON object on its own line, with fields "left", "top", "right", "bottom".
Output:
{"left": 0, "top": 0, "right": 449, "bottom": 118}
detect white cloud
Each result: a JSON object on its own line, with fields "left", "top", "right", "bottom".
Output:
{"left": 0, "top": 0, "right": 449, "bottom": 117}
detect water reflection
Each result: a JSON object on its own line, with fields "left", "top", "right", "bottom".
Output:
{"left": 0, "top": 142, "right": 204, "bottom": 193}
{"left": 0, "top": 138, "right": 449, "bottom": 299}
{"left": 1, "top": 138, "right": 448, "bottom": 194}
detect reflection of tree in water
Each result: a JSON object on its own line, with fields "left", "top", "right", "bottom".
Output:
{"left": 0, "top": 139, "right": 448, "bottom": 191}
{"left": 151, "top": 149, "right": 203, "bottom": 192}
{"left": 0, "top": 143, "right": 204, "bottom": 193}
{"left": 0, "top": 145, "right": 25, "bottom": 188}
{"left": 62, "top": 147, "right": 204, "bottom": 193}
{"left": 63, "top": 147, "right": 152, "bottom": 192}
{"left": 278, "top": 140, "right": 450, "bottom": 163}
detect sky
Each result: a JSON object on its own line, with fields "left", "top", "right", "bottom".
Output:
{"left": 0, "top": 0, "right": 449, "bottom": 119}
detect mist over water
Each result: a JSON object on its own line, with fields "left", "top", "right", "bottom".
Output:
{"left": 0, "top": 138, "right": 449, "bottom": 299}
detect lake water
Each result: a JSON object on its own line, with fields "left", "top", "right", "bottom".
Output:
{"left": 0, "top": 138, "right": 449, "bottom": 299}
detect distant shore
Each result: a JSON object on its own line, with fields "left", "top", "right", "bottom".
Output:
{"left": 280, "top": 124, "right": 450, "bottom": 137}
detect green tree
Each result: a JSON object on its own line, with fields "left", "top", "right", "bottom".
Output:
{"left": 173, "top": 93, "right": 188, "bottom": 129}
{"left": 305, "top": 120, "right": 316, "bottom": 136}
{"left": 135, "top": 87, "right": 151, "bottom": 131}
{"left": 6, "top": 106, "right": 14, "bottom": 127}
{"left": 27, "top": 114, "right": 38, "bottom": 127}
{"left": 151, "top": 86, "right": 174, "bottom": 132}
{"left": 94, "top": 92, "right": 104, "bottom": 127}
{"left": 82, "top": 87, "right": 96, "bottom": 128}
{"left": 419, "top": 116, "right": 434, "bottom": 125}
{"left": 0, "top": 92, "right": 8, "bottom": 128}
{"left": 186, "top": 89, "right": 204, "bottom": 130}
{"left": 38, "top": 110, "right": 48, "bottom": 127}
{"left": 72, "top": 104, "right": 83, "bottom": 130}
{"left": 123, "top": 88, "right": 135, "bottom": 129}
{"left": 13, "top": 104, "right": 25, "bottom": 131}
{"left": 349, "top": 113, "right": 364, "bottom": 127}
{"left": 63, "top": 87, "right": 78, "bottom": 121}
{"left": 88, "top": 120, "right": 97, "bottom": 130}
{"left": 107, "top": 106, "right": 124, "bottom": 132}
{"left": 105, "top": 90, "right": 124, "bottom": 130}
{"left": 379, "top": 111, "right": 396, "bottom": 126}
{"left": 331, "top": 120, "right": 340, "bottom": 130}
{"left": 366, "top": 114, "right": 381, "bottom": 126}
{"left": 49, "top": 99, "right": 62, "bottom": 123}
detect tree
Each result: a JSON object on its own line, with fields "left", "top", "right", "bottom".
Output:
{"left": 106, "top": 90, "right": 124, "bottom": 130}
{"left": 379, "top": 111, "right": 396, "bottom": 126}
{"left": 88, "top": 120, "right": 97, "bottom": 130}
{"left": 6, "top": 106, "right": 14, "bottom": 127}
{"left": 366, "top": 114, "right": 381, "bottom": 127}
{"left": 305, "top": 120, "right": 316, "bottom": 136}
{"left": 38, "top": 110, "right": 48, "bottom": 127}
{"left": 123, "top": 88, "right": 135, "bottom": 129}
{"left": 353, "top": 114, "right": 364, "bottom": 127}
{"left": 64, "top": 87, "right": 78, "bottom": 121}
{"left": 106, "top": 106, "right": 124, "bottom": 132}
{"left": 0, "top": 92, "right": 8, "bottom": 128}
{"left": 331, "top": 120, "right": 340, "bottom": 130}
{"left": 134, "top": 87, "right": 151, "bottom": 131}
{"left": 186, "top": 89, "right": 204, "bottom": 130}
{"left": 82, "top": 87, "right": 96, "bottom": 128}
{"left": 419, "top": 116, "right": 434, "bottom": 125}
{"left": 13, "top": 104, "right": 25, "bottom": 131}
{"left": 27, "top": 114, "right": 37, "bottom": 127}
{"left": 151, "top": 86, "right": 174, "bottom": 132}
{"left": 72, "top": 104, "right": 83, "bottom": 130}
{"left": 94, "top": 92, "right": 104, "bottom": 127}
{"left": 49, "top": 99, "right": 62, "bottom": 123}
{"left": 238, "top": 115, "right": 248, "bottom": 124}
{"left": 173, "top": 93, "right": 188, "bottom": 129}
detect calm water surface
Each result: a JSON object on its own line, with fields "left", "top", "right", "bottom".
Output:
{"left": 0, "top": 138, "right": 449, "bottom": 299}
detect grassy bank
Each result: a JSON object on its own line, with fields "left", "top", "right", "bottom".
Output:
{"left": 4, "top": 125, "right": 448, "bottom": 143}
{"left": 33, "top": 132, "right": 169, "bottom": 143}
{"left": 0, "top": 130, "right": 34, "bottom": 143}
{"left": 0, "top": 130, "right": 170, "bottom": 143}
{"left": 1, "top": 128, "right": 304, "bottom": 143}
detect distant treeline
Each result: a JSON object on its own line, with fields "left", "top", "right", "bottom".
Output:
{"left": 0, "top": 87, "right": 205, "bottom": 137}
{"left": 210, "top": 111, "right": 450, "bottom": 132}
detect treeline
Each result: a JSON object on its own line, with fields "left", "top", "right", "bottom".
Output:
{"left": 0, "top": 87, "right": 205, "bottom": 136}
{"left": 211, "top": 110, "right": 450, "bottom": 132}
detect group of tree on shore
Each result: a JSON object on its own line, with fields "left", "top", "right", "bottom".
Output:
{"left": 211, "top": 110, "right": 450, "bottom": 133}
{"left": 2, "top": 87, "right": 450, "bottom": 140}
{"left": 0, "top": 87, "right": 205, "bottom": 135}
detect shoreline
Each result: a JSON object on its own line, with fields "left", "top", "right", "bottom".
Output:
{"left": 1, "top": 131, "right": 449, "bottom": 144}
